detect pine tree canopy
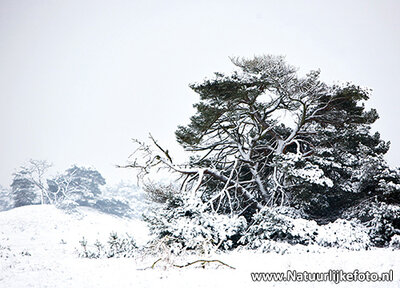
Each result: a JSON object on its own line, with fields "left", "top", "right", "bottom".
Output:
{"left": 172, "top": 55, "right": 399, "bottom": 218}
{"left": 121, "top": 55, "right": 399, "bottom": 221}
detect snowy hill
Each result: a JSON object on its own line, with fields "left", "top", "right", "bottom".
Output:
{"left": 1, "top": 205, "right": 400, "bottom": 288}
{"left": 0, "top": 205, "right": 149, "bottom": 287}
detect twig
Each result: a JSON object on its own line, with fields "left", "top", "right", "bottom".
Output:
{"left": 149, "top": 133, "right": 173, "bottom": 163}
{"left": 151, "top": 258, "right": 163, "bottom": 269}
{"left": 138, "top": 258, "right": 236, "bottom": 270}
{"left": 137, "top": 258, "right": 163, "bottom": 271}
{"left": 172, "top": 259, "right": 235, "bottom": 269}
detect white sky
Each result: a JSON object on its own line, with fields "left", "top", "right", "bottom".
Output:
{"left": 1, "top": 0, "right": 399, "bottom": 187}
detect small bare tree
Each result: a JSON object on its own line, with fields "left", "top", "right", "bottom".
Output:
{"left": 18, "top": 160, "right": 52, "bottom": 204}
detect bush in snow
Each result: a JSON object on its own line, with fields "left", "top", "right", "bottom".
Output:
{"left": 365, "top": 204, "right": 400, "bottom": 247}
{"left": 0, "top": 185, "right": 13, "bottom": 211}
{"left": 106, "top": 232, "right": 138, "bottom": 258}
{"left": 239, "top": 207, "right": 371, "bottom": 252}
{"left": 78, "top": 237, "right": 102, "bottom": 259}
{"left": 389, "top": 235, "right": 400, "bottom": 249}
{"left": 144, "top": 184, "right": 247, "bottom": 254}
{"left": 78, "top": 232, "right": 138, "bottom": 259}
{"left": 0, "top": 244, "right": 14, "bottom": 259}
{"left": 342, "top": 200, "right": 400, "bottom": 247}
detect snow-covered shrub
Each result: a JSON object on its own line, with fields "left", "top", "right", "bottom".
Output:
{"left": 316, "top": 219, "right": 371, "bottom": 250}
{"left": 239, "top": 207, "right": 370, "bottom": 252}
{"left": 106, "top": 232, "right": 137, "bottom": 258}
{"left": 0, "top": 185, "right": 13, "bottom": 211}
{"left": 0, "top": 244, "right": 14, "bottom": 259}
{"left": 367, "top": 206, "right": 400, "bottom": 247}
{"left": 239, "top": 208, "right": 304, "bottom": 249}
{"left": 78, "top": 233, "right": 138, "bottom": 259}
{"left": 144, "top": 187, "right": 247, "bottom": 254}
{"left": 78, "top": 237, "right": 97, "bottom": 258}
{"left": 389, "top": 235, "right": 400, "bottom": 249}
{"left": 343, "top": 201, "right": 400, "bottom": 247}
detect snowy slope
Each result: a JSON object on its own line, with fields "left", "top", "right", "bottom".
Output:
{"left": 1, "top": 205, "right": 399, "bottom": 288}
{"left": 0, "top": 205, "right": 149, "bottom": 287}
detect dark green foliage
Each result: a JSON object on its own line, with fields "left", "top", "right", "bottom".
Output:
{"left": 11, "top": 171, "right": 37, "bottom": 207}
{"left": 290, "top": 94, "right": 395, "bottom": 219}
{"left": 49, "top": 165, "right": 106, "bottom": 206}
{"left": 78, "top": 233, "right": 137, "bottom": 259}
{"left": 0, "top": 186, "right": 13, "bottom": 211}
{"left": 239, "top": 207, "right": 371, "bottom": 252}
{"left": 174, "top": 55, "right": 399, "bottom": 221}
{"left": 107, "top": 232, "right": 137, "bottom": 258}
{"left": 343, "top": 201, "right": 400, "bottom": 247}
{"left": 64, "top": 165, "right": 106, "bottom": 203}
{"left": 138, "top": 55, "right": 400, "bottom": 251}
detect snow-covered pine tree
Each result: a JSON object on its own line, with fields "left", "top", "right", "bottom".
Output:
{"left": 11, "top": 170, "right": 37, "bottom": 207}
{"left": 0, "top": 185, "right": 13, "bottom": 211}
{"left": 123, "top": 55, "right": 400, "bottom": 247}
{"left": 48, "top": 165, "right": 106, "bottom": 206}
{"left": 281, "top": 84, "right": 397, "bottom": 220}
{"left": 173, "top": 55, "right": 400, "bottom": 220}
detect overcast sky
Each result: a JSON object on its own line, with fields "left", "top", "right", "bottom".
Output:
{"left": 0, "top": 0, "right": 399, "bottom": 187}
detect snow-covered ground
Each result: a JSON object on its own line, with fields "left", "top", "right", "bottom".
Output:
{"left": 1, "top": 205, "right": 399, "bottom": 288}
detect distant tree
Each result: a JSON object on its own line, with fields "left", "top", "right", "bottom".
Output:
{"left": 49, "top": 166, "right": 130, "bottom": 216}
{"left": 0, "top": 185, "right": 13, "bottom": 211}
{"left": 45, "top": 170, "right": 75, "bottom": 204}
{"left": 13, "top": 160, "right": 52, "bottom": 205}
{"left": 10, "top": 160, "right": 52, "bottom": 207}
{"left": 48, "top": 165, "right": 106, "bottom": 206}
{"left": 11, "top": 170, "right": 37, "bottom": 207}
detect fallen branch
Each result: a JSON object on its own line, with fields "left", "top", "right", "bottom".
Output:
{"left": 139, "top": 258, "right": 236, "bottom": 270}
{"left": 173, "top": 259, "right": 236, "bottom": 270}
{"left": 151, "top": 258, "right": 163, "bottom": 269}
